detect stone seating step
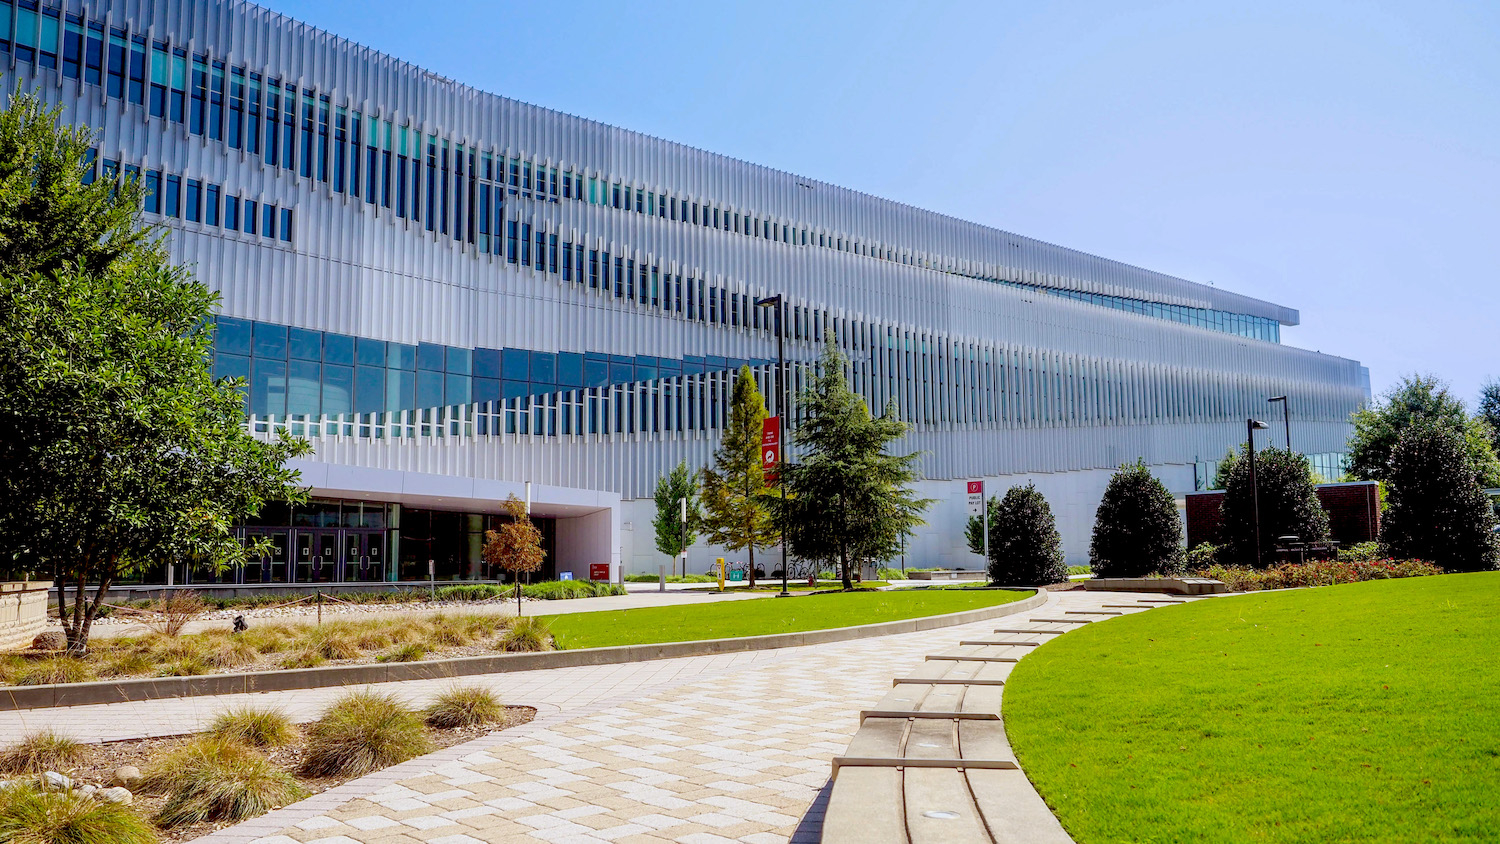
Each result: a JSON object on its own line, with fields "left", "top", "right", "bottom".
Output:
{"left": 1066, "top": 609, "right": 1124, "bottom": 615}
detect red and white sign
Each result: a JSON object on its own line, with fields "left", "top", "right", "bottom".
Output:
{"left": 966, "top": 480, "right": 985, "bottom": 515}
{"left": 589, "top": 563, "right": 611, "bottom": 582}
{"left": 761, "top": 417, "right": 781, "bottom": 484}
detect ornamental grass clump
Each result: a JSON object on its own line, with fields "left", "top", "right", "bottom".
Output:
{"left": 13, "top": 657, "right": 93, "bottom": 686}
{"left": 376, "top": 642, "right": 428, "bottom": 663}
{"left": 0, "top": 780, "right": 159, "bottom": 844}
{"left": 423, "top": 686, "right": 504, "bottom": 729}
{"left": 144, "top": 735, "right": 306, "bottom": 827}
{"left": 300, "top": 691, "right": 433, "bottom": 778}
{"left": 208, "top": 706, "right": 297, "bottom": 748}
{"left": 495, "top": 616, "right": 552, "bottom": 652}
{"left": 0, "top": 730, "right": 87, "bottom": 774}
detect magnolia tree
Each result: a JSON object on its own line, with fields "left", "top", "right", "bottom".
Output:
{"left": 1090, "top": 460, "right": 1184, "bottom": 577}
{"left": 483, "top": 494, "right": 546, "bottom": 615}
{"left": 1381, "top": 422, "right": 1500, "bottom": 572}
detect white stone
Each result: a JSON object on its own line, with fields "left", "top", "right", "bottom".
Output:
{"left": 42, "top": 771, "right": 71, "bottom": 791}
{"left": 98, "top": 786, "right": 133, "bottom": 805}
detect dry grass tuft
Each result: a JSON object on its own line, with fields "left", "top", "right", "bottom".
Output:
{"left": 300, "top": 691, "right": 433, "bottom": 778}
{"left": 423, "top": 686, "right": 504, "bottom": 730}
{"left": 0, "top": 779, "right": 158, "bottom": 844}
{"left": 0, "top": 731, "right": 88, "bottom": 774}
{"left": 144, "top": 735, "right": 305, "bottom": 827}
{"left": 208, "top": 706, "right": 298, "bottom": 748}
{"left": 144, "top": 590, "right": 207, "bottom": 637}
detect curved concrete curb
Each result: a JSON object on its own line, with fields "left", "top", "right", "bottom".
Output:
{"left": 0, "top": 590, "right": 1045, "bottom": 711}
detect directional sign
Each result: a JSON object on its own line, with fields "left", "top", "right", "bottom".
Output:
{"left": 761, "top": 417, "right": 781, "bottom": 484}
{"left": 967, "top": 480, "right": 985, "bottom": 515}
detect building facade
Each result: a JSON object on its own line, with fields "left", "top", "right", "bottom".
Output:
{"left": 10, "top": 0, "right": 1368, "bottom": 583}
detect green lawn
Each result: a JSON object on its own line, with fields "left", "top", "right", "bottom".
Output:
{"left": 541, "top": 588, "right": 1033, "bottom": 649}
{"left": 1005, "top": 572, "right": 1500, "bottom": 844}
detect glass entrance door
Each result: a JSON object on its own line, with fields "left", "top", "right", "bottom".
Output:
{"left": 341, "top": 531, "right": 385, "bottom": 582}
{"left": 294, "top": 530, "right": 338, "bottom": 583}
{"left": 244, "top": 529, "right": 291, "bottom": 583}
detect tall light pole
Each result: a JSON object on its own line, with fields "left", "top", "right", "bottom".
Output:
{"left": 1268, "top": 395, "right": 1290, "bottom": 452}
{"left": 754, "top": 294, "right": 790, "bottom": 597}
{"left": 1247, "top": 419, "right": 1270, "bottom": 567}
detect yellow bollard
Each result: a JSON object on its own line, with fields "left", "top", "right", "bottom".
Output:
{"left": 717, "top": 557, "right": 726, "bottom": 591}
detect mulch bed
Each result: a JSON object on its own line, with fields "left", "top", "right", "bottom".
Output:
{"left": 45, "top": 705, "right": 535, "bottom": 841}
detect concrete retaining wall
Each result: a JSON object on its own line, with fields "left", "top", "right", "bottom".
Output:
{"left": 0, "top": 582, "right": 52, "bottom": 652}
{"left": 0, "top": 590, "right": 1046, "bottom": 711}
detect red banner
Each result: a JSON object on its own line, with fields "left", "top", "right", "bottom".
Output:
{"left": 761, "top": 416, "right": 781, "bottom": 484}
{"left": 589, "top": 563, "right": 610, "bottom": 582}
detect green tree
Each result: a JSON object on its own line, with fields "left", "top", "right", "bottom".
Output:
{"left": 1478, "top": 379, "right": 1500, "bottom": 456}
{"left": 483, "top": 494, "right": 547, "bottom": 614}
{"left": 1219, "top": 446, "right": 1329, "bottom": 566}
{"left": 988, "top": 484, "right": 1067, "bottom": 586}
{"left": 1348, "top": 374, "right": 1500, "bottom": 488}
{"left": 652, "top": 460, "right": 702, "bottom": 577}
{"left": 781, "top": 337, "right": 929, "bottom": 589}
{"left": 1212, "top": 449, "right": 1238, "bottom": 491}
{"left": 0, "top": 90, "right": 308, "bottom": 652}
{"left": 965, "top": 496, "right": 1000, "bottom": 559}
{"left": 701, "top": 367, "right": 777, "bottom": 586}
{"left": 1090, "top": 461, "right": 1184, "bottom": 578}
{"left": 1381, "top": 422, "right": 1500, "bottom": 572}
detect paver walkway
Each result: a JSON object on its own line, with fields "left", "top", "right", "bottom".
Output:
{"left": 11, "top": 589, "right": 1178, "bottom": 843}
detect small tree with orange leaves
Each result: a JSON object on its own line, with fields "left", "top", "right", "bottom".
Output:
{"left": 483, "top": 494, "right": 546, "bottom": 615}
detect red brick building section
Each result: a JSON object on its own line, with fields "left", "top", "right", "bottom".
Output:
{"left": 1185, "top": 481, "right": 1380, "bottom": 550}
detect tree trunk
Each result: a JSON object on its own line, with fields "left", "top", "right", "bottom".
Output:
{"left": 839, "top": 496, "right": 853, "bottom": 591}
{"left": 515, "top": 576, "right": 523, "bottom": 618}
{"left": 748, "top": 543, "right": 756, "bottom": 588}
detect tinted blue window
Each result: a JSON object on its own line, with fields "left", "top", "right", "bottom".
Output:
{"left": 385, "top": 369, "right": 415, "bottom": 411}
{"left": 213, "top": 352, "right": 250, "bottom": 382}
{"left": 445, "top": 347, "right": 471, "bottom": 375}
{"left": 531, "top": 382, "right": 556, "bottom": 396}
{"left": 473, "top": 348, "right": 502, "bottom": 379}
{"left": 557, "top": 352, "right": 584, "bottom": 387}
{"left": 323, "top": 333, "right": 355, "bottom": 365}
{"left": 636, "top": 363, "right": 658, "bottom": 381}
{"left": 609, "top": 362, "right": 633, "bottom": 384}
{"left": 444, "top": 373, "right": 471, "bottom": 405}
{"left": 584, "top": 359, "right": 609, "bottom": 388}
{"left": 215, "top": 316, "right": 253, "bottom": 356}
{"left": 501, "top": 348, "right": 529, "bottom": 380}
{"left": 354, "top": 365, "right": 384, "bottom": 414}
{"left": 250, "top": 359, "right": 287, "bottom": 417}
{"left": 707, "top": 355, "right": 729, "bottom": 370}
{"left": 473, "top": 377, "right": 500, "bottom": 403}
{"left": 502, "top": 380, "right": 529, "bottom": 400}
{"left": 356, "top": 337, "right": 386, "bottom": 367}
{"left": 252, "top": 322, "right": 287, "bottom": 358}
{"left": 288, "top": 327, "right": 321, "bottom": 360}
{"left": 416, "top": 370, "right": 444, "bottom": 407}
{"left": 388, "top": 343, "right": 417, "bottom": 371}
{"left": 322, "top": 365, "right": 354, "bottom": 416}
{"left": 529, "top": 351, "right": 556, "bottom": 383}
{"left": 417, "top": 342, "right": 444, "bottom": 372}
{"left": 285, "top": 360, "right": 322, "bottom": 416}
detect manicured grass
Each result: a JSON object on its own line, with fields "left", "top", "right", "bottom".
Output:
{"left": 1005, "top": 572, "right": 1500, "bottom": 844}
{"left": 542, "top": 588, "right": 1033, "bottom": 649}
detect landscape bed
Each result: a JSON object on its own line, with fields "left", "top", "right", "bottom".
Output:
{"left": 1004, "top": 572, "right": 1500, "bottom": 843}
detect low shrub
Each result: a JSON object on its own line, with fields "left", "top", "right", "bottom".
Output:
{"left": 300, "top": 691, "right": 433, "bottom": 778}
{"left": 301, "top": 627, "right": 360, "bottom": 661}
{"left": 522, "top": 580, "right": 625, "bottom": 600}
{"left": 277, "top": 648, "right": 326, "bottom": 669}
{"left": 0, "top": 780, "right": 158, "bottom": 844}
{"left": 496, "top": 616, "right": 552, "bottom": 652}
{"left": 208, "top": 706, "right": 297, "bottom": 748}
{"left": 144, "top": 590, "right": 206, "bottom": 637}
{"left": 1191, "top": 558, "right": 1443, "bottom": 592}
{"left": 623, "top": 573, "right": 717, "bottom": 583}
{"left": 203, "top": 639, "right": 259, "bottom": 669}
{"left": 435, "top": 584, "right": 509, "bottom": 602}
{"left": 1337, "top": 541, "right": 1383, "bottom": 563}
{"left": 157, "top": 657, "right": 211, "bottom": 677}
{"left": 1185, "top": 542, "right": 1219, "bottom": 569}
{"left": 13, "top": 657, "right": 93, "bottom": 686}
{"left": 424, "top": 686, "right": 504, "bottom": 729}
{"left": 1067, "top": 565, "right": 1093, "bottom": 576}
{"left": 0, "top": 731, "right": 87, "bottom": 774}
{"left": 144, "top": 736, "right": 305, "bottom": 826}
{"left": 377, "top": 642, "right": 428, "bottom": 663}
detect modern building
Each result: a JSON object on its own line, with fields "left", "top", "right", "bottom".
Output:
{"left": 10, "top": 0, "right": 1368, "bottom": 585}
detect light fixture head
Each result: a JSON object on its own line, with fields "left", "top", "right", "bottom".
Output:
{"left": 1268, "top": 395, "right": 1287, "bottom": 403}
{"left": 1251, "top": 420, "right": 1270, "bottom": 430}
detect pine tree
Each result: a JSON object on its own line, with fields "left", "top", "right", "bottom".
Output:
{"left": 652, "top": 461, "right": 702, "bottom": 577}
{"left": 1381, "top": 422, "right": 1500, "bottom": 572}
{"left": 988, "top": 484, "right": 1066, "bottom": 586}
{"left": 1090, "top": 461, "right": 1184, "bottom": 577}
{"left": 1219, "top": 446, "right": 1329, "bottom": 566}
{"left": 780, "top": 337, "right": 930, "bottom": 589}
{"left": 701, "top": 367, "right": 777, "bottom": 586}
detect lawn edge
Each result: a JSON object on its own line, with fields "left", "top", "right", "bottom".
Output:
{"left": 1, "top": 589, "right": 1045, "bottom": 711}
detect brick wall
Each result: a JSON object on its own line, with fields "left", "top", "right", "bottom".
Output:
{"left": 1185, "top": 481, "right": 1380, "bottom": 549}
{"left": 0, "top": 582, "right": 51, "bottom": 652}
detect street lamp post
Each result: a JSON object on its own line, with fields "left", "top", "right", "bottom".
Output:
{"left": 1268, "top": 395, "right": 1290, "bottom": 452}
{"left": 1247, "top": 418, "right": 1270, "bottom": 567}
{"left": 754, "top": 294, "right": 790, "bottom": 598}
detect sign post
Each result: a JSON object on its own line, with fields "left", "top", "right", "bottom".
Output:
{"left": 761, "top": 417, "right": 781, "bottom": 484}
{"left": 967, "top": 480, "right": 988, "bottom": 569}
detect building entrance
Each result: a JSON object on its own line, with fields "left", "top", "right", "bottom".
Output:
{"left": 236, "top": 527, "right": 387, "bottom": 584}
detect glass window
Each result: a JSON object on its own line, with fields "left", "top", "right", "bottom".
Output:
{"left": 354, "top": 365, "right": 384, "bottom": 414}
{"left": 213, "top": 352, "right": 250, "bottom": 383}
{"left": 444, "top": 373, "right": 471, "bottom": 405}
{"left": 224, "top": 195, "right": 239, "bottom": 230}
{"left": 356, "top": 337, "right": 386, "bottom": 367}
{"left": 557, "top": 352, "right": 584, "bottom": 388}
{"left": 609, "top": 362, "right": 633, "bottom": 384}
{"left": 529, "top": 352, "right": 556, "bottom": 383}
{"left": 501, "top": 348, "right": 529, "bottom": 380}
{"left": 252, "top": 321, "right": 287, "bottom": 359}
{"left": 416, "top": 370, "right": 444, "bottom": 408}
{"left": 243, "top": 199, "right": 257, "bottom": 234}
{"left": 385, "top": 368, "right": 415, "bottom": 411}
{"left": 388, "top": 342, "right": 417, "bottom": 370}
{"left": 445, "top": 346, "right": 471, "bottom": 375}
{"left": 285, "top": 360, "right": 322, "bottom": 416}
{"left": 323, "top": 333, "right": 354, "bottom": 365}
{"left": 214, "top": 316, "right": 253, "bottom": 356}
{"left": 584, "top": 358, "right": 609, "bottom": 388}
{"left": 250, "top": 358, "right": 288, "bottom": 417}
{"left": 416, "top": 342, "right": 444, "bottom": 372}
{"left": 279, "top": 208, "right": 292, "bottom": 242}
{"left": 473, "top": 348, "right": 501, "bottom": 379}
{"left": 322, "top": 364, "right": 354, "bottom": 416}
{"left": 288, "top": 327, "right": 322, "bottom": 361}
{"left": 473, "top": 377, "right": 500, "bottom": 403}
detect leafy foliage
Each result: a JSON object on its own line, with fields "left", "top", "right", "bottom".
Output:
{"left": 652, "top": 460, "right": 704, "bottom": 572}
{"left": 482, "top": 494, "right": 547, "bottom": 614}
{"left": 1089, "top": 461, "right": 1184, "bottom": 577}
{"left": 780, "top": 337, "right": 930, "bottom": 589}
{"left": 1348, "top": 374, "right": 1500, "bottom": 488}
{"left": 0, "top": 89, "right": 308, "bottom": 651}
{"left": 1189, "top": 559, "right": 1443, "bottom": 592}
{"left": 701, "top": 367, "right": 778, "bottom": 586}
{"left": 1380, "top": 422, "right": 1500, "bottom": 572}
{"left": 987, "top": 483, "right": 1067, "bottom": 586}
{"left": 1219, "top": 446, "right": 1330, "bottom": 566}
{"left": 1479, "top": 378, "right": 1500, "bottom": 456}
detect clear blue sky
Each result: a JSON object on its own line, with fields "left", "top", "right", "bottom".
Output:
{"left": 263, "top": 0, "right": 1499, "bottom": 405}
